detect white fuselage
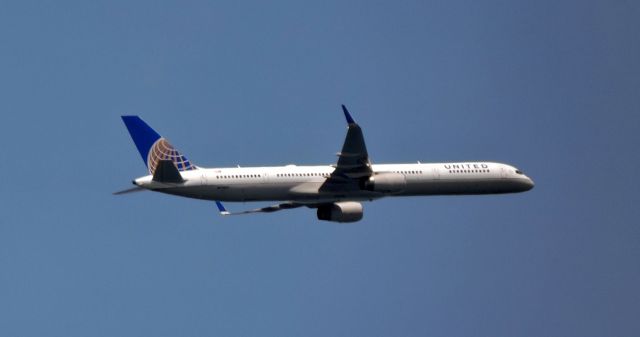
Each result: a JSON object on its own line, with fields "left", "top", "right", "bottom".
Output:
{"left": 134, "top": 161, "right": 534, "bottom": 204}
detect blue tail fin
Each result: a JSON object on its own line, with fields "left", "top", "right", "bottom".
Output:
{"left": 121, "top": 116, "right": 196, "bottom": 174}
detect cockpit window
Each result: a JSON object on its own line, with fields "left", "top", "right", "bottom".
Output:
{"left": 515, "top": 170, "right": 524, "bottom": 175}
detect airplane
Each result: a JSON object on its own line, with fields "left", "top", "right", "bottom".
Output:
{"left": 115, "top": 106, "right": 534, "bottom": 222}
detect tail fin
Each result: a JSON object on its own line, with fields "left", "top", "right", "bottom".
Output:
{"left": 121, "top": 116, "right": 196, "bottom": 175}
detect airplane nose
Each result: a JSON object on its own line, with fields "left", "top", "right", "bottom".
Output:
{"left": 523, "top": 177, "right": 535, "bottom": 191}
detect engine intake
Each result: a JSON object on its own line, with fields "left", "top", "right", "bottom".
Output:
{"left": 362, "top": 173, "right": 406, "bottom": 193}
{"left": 317, "top": 202, "right": 363, "bottom": 223}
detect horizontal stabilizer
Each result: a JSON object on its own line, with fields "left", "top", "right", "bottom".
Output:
{"left": 152, "top": 160, "right": 184, "bottom": 183}
{"left": 112, "top": 186, "right": 146, "bottom": 195}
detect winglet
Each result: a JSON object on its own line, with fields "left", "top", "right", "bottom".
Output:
{"left": 342, "top": 105, "right": 356, "bottom": 125}
{"left": 215, "top": 201, "right": 231, "bottom": 215}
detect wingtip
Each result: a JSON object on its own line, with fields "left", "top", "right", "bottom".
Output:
{"left": 215, "top": 201, "right": 230, "bottom": 215}
{"left": 341, "top": 105, "right": 356, "bottom": 124}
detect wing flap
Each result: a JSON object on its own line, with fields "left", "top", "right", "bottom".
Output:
{"left": 215, "top": 201, "right": 303, "bottom": 216}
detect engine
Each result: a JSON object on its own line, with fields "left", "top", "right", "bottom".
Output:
{"left": 361, "top": 173, "right": 406, "bottom": 193}
{"left": 317, "top": 202, "right": 363, "bottom": 223}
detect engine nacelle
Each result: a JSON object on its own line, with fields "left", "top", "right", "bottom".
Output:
{"left": 362, "top": 173, "right": 406, "bottom": 193}
{"left": 317, "top": 202, "right": 363, "bottom": 223}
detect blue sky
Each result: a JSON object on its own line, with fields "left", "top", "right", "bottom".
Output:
{"left": 1, "top": 1, "right": 639, "bottom": 336}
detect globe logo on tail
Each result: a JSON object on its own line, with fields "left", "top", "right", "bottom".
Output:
{"left": 147, "top": 138, "right": 195, "bottom": 175}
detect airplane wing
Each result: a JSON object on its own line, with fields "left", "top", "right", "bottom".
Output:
{"left": 329, "top": 105, "right": 373, "bottom": 180}
{"left": 214, "top": 106, "right": 373, "bottom": 217}
{"left": 215, "top": 201, "right": 304, "bottom": 215}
